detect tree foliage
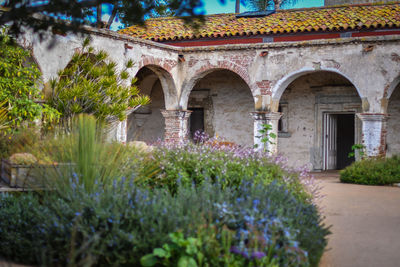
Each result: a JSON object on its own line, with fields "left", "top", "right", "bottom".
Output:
{"left": 0, "top": 28, "right": 59, "bottom": 130}
{"left": 0, "top": 0, "right": 213, "bottom": 34}
{"left": 48, "top": 38, "right": 150, "bottom": 128}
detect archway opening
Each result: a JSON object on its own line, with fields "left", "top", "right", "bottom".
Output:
{"left": 277, "top": 71, "right": 362, "bottom": 170}
{"left": 387, "top": 81, "right": 400, "bottom": 156}
{"left": 188, "top": 69, "right": 254, "bottom": 146}
{"left": 127, "top": 67, "right": 165, "bottom": 143}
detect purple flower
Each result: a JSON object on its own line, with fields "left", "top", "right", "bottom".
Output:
{"left": 252, "top": 251, "right": 266, "bottom": 259}
{"left": 230, "top": 246, "right": 241, "bottom": 254}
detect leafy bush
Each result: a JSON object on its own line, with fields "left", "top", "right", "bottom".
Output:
{"left": 0, "top": 28, "right": 59, "bottom": 130}
{"left": 0, "top": 177, "right": 329, "bottom": 267}
{"left": 48, "top": 38, "right": 149, "bottom": 129}
{"left": 142, "top": 143, "right": 312, "bottom": 202}
{"left": 340, "top": 155, "right": 400, "bottom": 185}
{"left": 0, "top": 115, "right": 327, "bottom": 266}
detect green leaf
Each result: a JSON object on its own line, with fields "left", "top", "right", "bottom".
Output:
{"left": 178, "top": 256, "right": 198, "bottom": 267}
{"left": 153, "top": 248, "right": 168, "bottom": 258}
{"left": 140, "top": 254, "right": 158, "bottom": 267}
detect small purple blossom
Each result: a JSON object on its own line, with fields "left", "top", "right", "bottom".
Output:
{"left": 251, "top": 251, "right": 266, "bottom": 259}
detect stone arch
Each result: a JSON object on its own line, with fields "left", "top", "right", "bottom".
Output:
{"left": 127, "top": 65, "right": 171, "bottom": 143}
{"left": 271, "top": 67, "right": 364, "bottom": 102}
{"left": 134, "top": 62, "right": 178, "bottom": 109}
{"left": 181, "top": 68, "right": 255, "bottom": 146}
{"left": 386, "top": 76, "right": 400, "bottom": 156}
{"left": 272, "top": 67, "right": 364, "bottom": 170}
{"left": 180, "top": 65, "right": 253, "bottom": 109}
{"left": 386, "top": 76, "right": 400, "bottom": 100}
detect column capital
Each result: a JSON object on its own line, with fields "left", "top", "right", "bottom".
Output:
{"left": 251, "top": 111, "right": 282, "bottom": 121}
{"left": 356, "top": 113, "right": 388, "bottom": 122}
{"left": 161, "top": 109, "right": 192, "bottom": 119}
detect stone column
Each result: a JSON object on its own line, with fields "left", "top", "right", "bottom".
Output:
{"left": 251, "top": 112, "right": 282, "bottom": 154}
{"left": 356, "top": 113, "right": 388, "bottom": 157}
{"left": 161, "top": 110, "right": 192, "bottom": 144}
{"left": 116, "top": 120, "right": 127, "bottom": 143}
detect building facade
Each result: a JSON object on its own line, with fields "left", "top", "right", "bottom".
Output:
{"left": 21, "top": 2, "right": 400, "bottom": 170}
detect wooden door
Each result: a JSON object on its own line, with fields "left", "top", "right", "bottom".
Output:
{"left": 323, "top": 113, "right": 337, "bottom": 170}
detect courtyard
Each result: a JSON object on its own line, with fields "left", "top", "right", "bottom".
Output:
{"left": 0, "top": 0, "right": 400, "bottom": 266}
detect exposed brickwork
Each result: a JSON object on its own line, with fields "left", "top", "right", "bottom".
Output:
{"left": 379, "top": 117, "right": 388, "bottom": 156}
{"left": 256, "top": 80, "right": 273, "bottom": 95}
{"left": 161, "top": 110, "right": 192, "bottom": 143}
{"left": 191, "top": 59, "right": 251, "bottom": 91}
{"left": 139, "top": 55, "right": 177, "bottom": 72}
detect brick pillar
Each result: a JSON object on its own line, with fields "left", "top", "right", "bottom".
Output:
{"left": 251, "top": 112, "right": 282, "bottom": 155}
{"left": 356, "top": 113, "right": 388, "bottom": 157}
{"left": 161, "top": 110, "right": 192, "bottom": 144}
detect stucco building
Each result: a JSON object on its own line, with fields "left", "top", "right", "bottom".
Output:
{"left": 22, "top": 1, "right": 400, "bottom": 170}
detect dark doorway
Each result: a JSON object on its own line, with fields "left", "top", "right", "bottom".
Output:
{"left": 336, "top": 114, "right": 355, "bottom": 169}
{"left": 189, "top": 108, "right": 204, "bottom": 139}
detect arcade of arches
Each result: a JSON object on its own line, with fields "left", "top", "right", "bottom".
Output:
{"left": 21, "top": 24, "right": 400, "bottom": 171}
{"left": 128, "top": 67, "right": 400, "bottom": 171}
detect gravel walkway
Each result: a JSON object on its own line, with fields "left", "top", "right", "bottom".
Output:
{"left": 316, "top": 171, "right": 400, "bottom": 267}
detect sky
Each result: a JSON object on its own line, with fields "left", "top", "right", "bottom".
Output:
{"left": 202, "top": 0, "right": 324, "bottom": 14}
{"left": 108, "top": 0, "right": 324, "bottom": 30}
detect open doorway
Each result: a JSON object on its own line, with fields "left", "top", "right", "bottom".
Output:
{"left": 189, "top": 108, "right": 205, "bottom": 139}
{"left": 323, "top": 113, "right": 355, "bottom": 170}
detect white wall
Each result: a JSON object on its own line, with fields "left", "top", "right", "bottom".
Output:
{"left": 278, "top": 72, "right": 361, "bottom": 168}
{"left": 127, "top": 81, "right": 165, "bottom": 143}
{"left": 192, "top": 70, "right": 254, "bottom": 146}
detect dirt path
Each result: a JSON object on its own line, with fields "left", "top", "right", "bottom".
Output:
{"left": 316, "top": 172, "right": 400, "bottom": 267}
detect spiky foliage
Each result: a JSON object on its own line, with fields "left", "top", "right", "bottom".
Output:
{"left": 48, "top": 38, "right": 150, "bottom": 129}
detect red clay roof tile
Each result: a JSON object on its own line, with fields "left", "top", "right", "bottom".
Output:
{"left": 119, "top": 2, "right": 400, "bottom": 41}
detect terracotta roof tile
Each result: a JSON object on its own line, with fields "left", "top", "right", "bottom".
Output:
{"left": 119, "top": 2, "right": 400, "bottom": 41}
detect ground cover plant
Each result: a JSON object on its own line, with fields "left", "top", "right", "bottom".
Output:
{"left": 340, "top": 155, "right": 400, "bottom": 185}
{"left": 0, "top": 115, "right": 329, "bottom": 266}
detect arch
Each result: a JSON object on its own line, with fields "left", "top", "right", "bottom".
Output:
{"left": 271, "top": 67, "right": 364, "bottom": 101}
{"left": 180, "top": 66, "right": 254, "bottom": 109}
{"left": 386, "top": 76, "right": 400, "bottom": 100}
{"left": 134, "top": 63, "right": 178, "bottom": 109}
{"left": 386, "top": 76, "right": 400, "bottom": 156}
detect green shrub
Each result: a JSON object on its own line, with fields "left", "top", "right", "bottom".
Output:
{"left": 48, "top": 38, "right": 149, "bottom": 129}
{"left": 140, "top": 144, "right": 311, "bottom": 202}
{"left": 0, "top": 28, "right": 59, "bottom": 130}
{"left": 0, "top": 115, "right": 327, "bottom": 266}
{"left": 340, "top": 155, "right": 400, "bottom": 185}
{"left": 0, "top": 177, "right": 329, "bottom": 267}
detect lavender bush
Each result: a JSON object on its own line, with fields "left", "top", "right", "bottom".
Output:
{"left": 0, "top": 124, "right": 328, "bottom": 266}
{"left": 138, "top": 138, "right": 316, "bottom": 203}
{"left": 0, "top": 176, "right": 329, "bottom": 266}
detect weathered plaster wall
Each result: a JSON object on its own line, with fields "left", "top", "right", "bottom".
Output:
{"left": 20, "top": 26, "right": 400, "bottom": 157}
{"left": 387, "top": 84, "right": 400, "bottom": 156}
{"left": 127, "top": 81, "right": 165, "bottom": 143}
{"left": 278, "top": 72, "right": 361, "bottom": 168}
{"left": 192, "top": 70, "right": 254, "bottom": 146}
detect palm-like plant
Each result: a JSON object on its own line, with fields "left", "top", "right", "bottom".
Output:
{"left": 49, "top": 38, "right": 150, "bottom": 131}
{"left": 245, "top": 0, "right": 299, "bottom": 11}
